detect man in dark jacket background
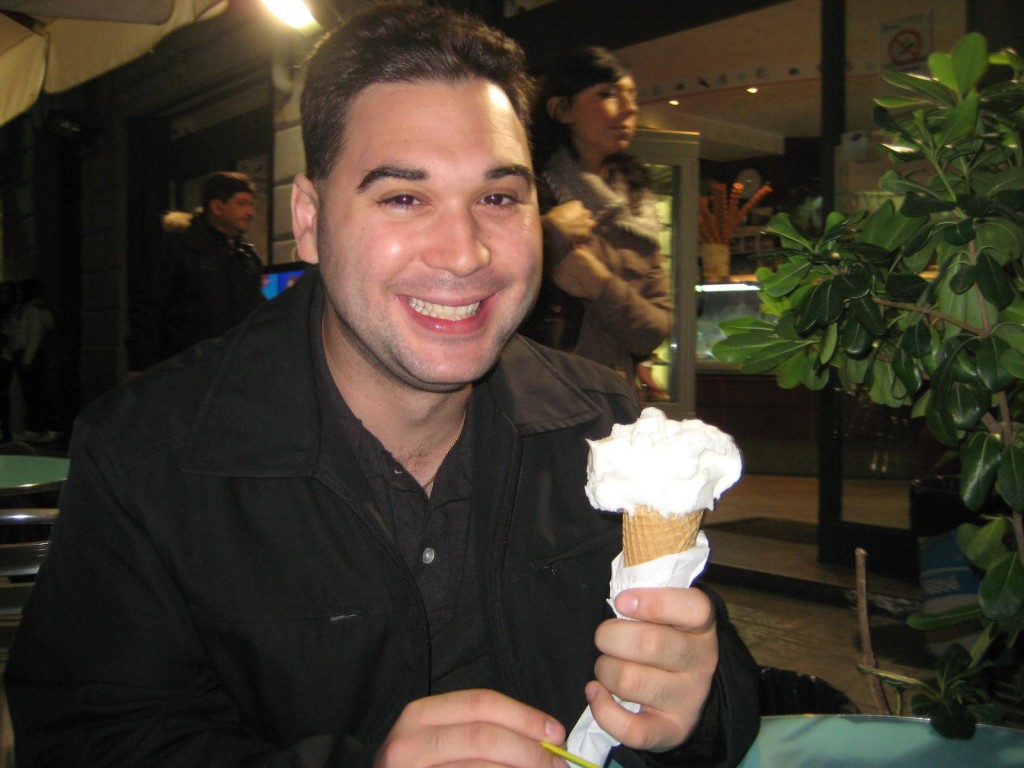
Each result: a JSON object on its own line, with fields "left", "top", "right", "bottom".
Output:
{"left": 6, "top": 5, "right": 760, "bottom": 767}
{"left": 125, "top": 170, "right": 264, "bottom": 373}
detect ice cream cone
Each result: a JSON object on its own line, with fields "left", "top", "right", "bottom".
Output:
{"left": 622, "top": 505, "right": 704, "bottom": 567}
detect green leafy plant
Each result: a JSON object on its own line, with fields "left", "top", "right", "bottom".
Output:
{"left": 712, "top": 33, "right": 1024, "bottom": 737}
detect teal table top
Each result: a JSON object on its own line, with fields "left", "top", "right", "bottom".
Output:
{"left": 0, "top": 455, "right": 70, "bottom": 496}
{"left": 734, "top": 715, "right": 1024, "bottom": 767}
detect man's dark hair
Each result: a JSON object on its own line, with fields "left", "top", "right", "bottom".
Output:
{"left": 300, "top": 3, "right": 535, "bottom": 182}
{"left": 201, "top": 172, "right": 255, "bottom": 211}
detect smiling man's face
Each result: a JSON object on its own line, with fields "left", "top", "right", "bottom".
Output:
{"left": 292, "top": 77, "right": 541, "bottom": 394}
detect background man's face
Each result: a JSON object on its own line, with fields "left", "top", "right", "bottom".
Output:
{"left": 299, "top": 78, "right": 542, "bottom": 393}
{"left": 209, "top": 191, "right": 256, "bottom": 238}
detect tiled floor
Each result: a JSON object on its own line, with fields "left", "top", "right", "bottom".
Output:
{"left": 702, "top": 473, "right": 935, "bottom": 716}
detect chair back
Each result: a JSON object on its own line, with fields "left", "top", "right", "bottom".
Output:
{"left": 0, "top": 508, "right": 58, "bottom": 656}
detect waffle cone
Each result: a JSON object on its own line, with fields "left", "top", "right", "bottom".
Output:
{"left": 622, "top": 505, "right": 704, "bottom": 567}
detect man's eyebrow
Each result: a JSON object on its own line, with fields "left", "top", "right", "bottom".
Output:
{"left": 486, "top": 164, "right": 536, "bottom": 188}
{"left": 357, "top": 165, "right": 426, "bottom": 192}
{"left": 357, "top": 163, "right": 536, "bottom": 192}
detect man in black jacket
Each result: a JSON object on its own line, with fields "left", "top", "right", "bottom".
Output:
{"left": 125, "top": 171, "right": 264, "bottom": 373}
{"left": 5, "top": 5, "right": 760, "bottom": 766}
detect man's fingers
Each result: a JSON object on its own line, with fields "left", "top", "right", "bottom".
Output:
{"left": 378, "top": 719, "right": 566, "bottom": 767}
{"left": 395, "top": 689, "right": 564, "bottom": 742}
{"left": 614, "top": 587, "right": 717, "bottom": 632}
{"left": 585, "top": 680, "right": 691, "bottom": 753}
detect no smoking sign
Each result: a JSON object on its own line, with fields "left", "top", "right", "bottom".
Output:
{"left": 881, "top": 14, "right": 932, "bottom": 70}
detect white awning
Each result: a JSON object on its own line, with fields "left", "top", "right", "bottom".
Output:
{"left": 0, "top": 0, "right": 228, "bottom": 126}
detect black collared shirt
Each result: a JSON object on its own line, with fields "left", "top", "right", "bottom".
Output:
{"left": 312, "top": 315, "right": 495, "bottom": 693}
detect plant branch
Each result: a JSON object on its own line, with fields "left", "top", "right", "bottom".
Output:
{"left": 872, "top": 297, "right": 988, "bottom": 337}
{"left": 1013, "top": 511, "right": 1024, "bottom": 566}
{"left": 856, "top": 548, "right": 892, "bottom": 714}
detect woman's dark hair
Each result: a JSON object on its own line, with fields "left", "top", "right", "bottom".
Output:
{"left": 532, "top": 46, "right": 631, "bottom": 170}
{"left": 301, "top": 3, "right": 535, "bottom": 182}
{"left": 532, "top": 46, "right": 648, "bottom": 193}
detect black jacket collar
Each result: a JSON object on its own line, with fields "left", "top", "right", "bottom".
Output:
{"left": 180, "top": 270, "right": 610, "bottom": 477}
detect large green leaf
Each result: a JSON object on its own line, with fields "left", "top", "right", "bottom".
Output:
{"left": 774, "top": 348, "right": 813, "bottom": 389}
{"left": 840, "top": 316, "right": 874, "bottom": 358}
{"left": 884, "top": 70, "right": 956, "bottom": 106}
{"left": 997, "top": 344, "right": 1024, "bottom": 380}
{"left": 875, "top": 95, "right": 929, "bottom": 110}
{"left": 939, "top": 90, "right": 981, "bottom": 147}
{"left": 716, "top": 316, "right": 776, "bottom": 336}
{"left": 931, "top": 697, "right": 977, "bottom": 740}
{"left": 949, "top": 32, "right": 990, "bottom": 97}
{"left": 948, "top": 260, "right": 976, "bottom": 295}
{"left": 867, "top": 358, "right": 907, "bottom": 407}
{"left": 960, "top": 431, "right": 1003, "bottom": 510}
{"left": 960, "top": 518, "right": 1011, "bottom": 570}
{"left": 925, "top": 368, "right": 959, "bottom": 446}
{"left": 976, "top": 335, "right": 1015, "bottom": 391}
{"left": 818, "top": 322, "right": 838, "bottom": 366}
{"left": 899, "top": 320, "right": 934, "bottom": 357}
{"left": 850, "top": 294, "right": 887, "bottom": 336}
{"left": 761, "top": 259, "right": 813, "bottom": 299}
{"left": 978, "top": 551, "right": 1024, "bottom": 621}
{"left": 741, "top": 340, "right": 807, "bottom": 374}
{"left": 928, "top": 51, "right": 959, "bottom": 94}
{"left": 938, "top": 264, "right": 999, "bottom": 339}
{"left": 886, "top": 273, "right": 928, "bottom": 302}
{"left": 796, "top": 279, "right": 844, "bottom": 334}
{"left": 975, "top": 219, "right": 1023, "bottom": 263}
{"left": 974, "top": 252, "right": 1014, "bottom": 309}
{"left": 879, "top": 170, "right": 933, "bottom": 197}
{"left": 859, "top": 200, "right": 930, "bottom": 250}
{"left": 833, "top": 269, "right": 870, "bottom": 299}
{"left": 893, "top": 347, "right": 924, "bottom": 393}
{"left": 902, "top": 194, "right": 957, "bottom": 217}
{"left": 977, "top": 166, "right": 1024, "bottom": 197}
{"left": 948, "top": 382, "right": 987, "bottom": 429}
{"left": 942, "top": 218, "right": 977, "bottom": 246}
{"left": 765, "top": 212, "right": 814, "bottom": 250}
{"left": 995, "top": 443, "right": 1024, "bottom": 512}
{"left": 711, "top": 332, "right": 783, "bottom": 364}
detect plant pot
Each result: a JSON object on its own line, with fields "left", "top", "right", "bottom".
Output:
{"left": 700, "top": 243, "right": 730, "bottom": 283}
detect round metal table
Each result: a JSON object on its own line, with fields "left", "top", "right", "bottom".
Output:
{"left": 0, "top": 455, "right": 70, "bottom": 497}
{"left": 736, "top": 715, "right": 1024, "bottom": 767}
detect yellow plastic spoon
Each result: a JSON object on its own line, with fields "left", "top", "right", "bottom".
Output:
{"left": 539, "top": 741, "right": 602, "bottom": 768}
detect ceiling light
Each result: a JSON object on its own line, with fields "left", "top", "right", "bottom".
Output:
{"left": 668, "top": 99, "right": 680, "bottom": 106}
{"left": 746, "top": 86, "right": 759, "bottom": 94}
{"left": 261, "top": 0, "right": 321, "bottom": 32}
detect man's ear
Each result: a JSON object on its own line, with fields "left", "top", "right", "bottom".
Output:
{"left": 547, "top": 96, "right": 570, "bottom": 124}
{"left": 291, "top": 174, "right": 320, "bottom": 265}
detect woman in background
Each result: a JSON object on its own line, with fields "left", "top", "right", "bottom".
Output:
{"left": 13, "top": 279, "right": 55, "bottom": 442}
{"left": 524, "top": 46, "right": 671, "bottom": 396}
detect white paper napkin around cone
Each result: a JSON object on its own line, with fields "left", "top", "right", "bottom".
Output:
{"left": 565, "top": 532, "right": 711, "bottom": 765}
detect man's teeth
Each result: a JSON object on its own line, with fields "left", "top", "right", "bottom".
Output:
{"left": 408, "top": 297, "right": 481, "bottom": 320}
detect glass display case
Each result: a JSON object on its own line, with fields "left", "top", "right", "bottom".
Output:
{"left": 628, "top": 128, "right": 699, "bottom": 417}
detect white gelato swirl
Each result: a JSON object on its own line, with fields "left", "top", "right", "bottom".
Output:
{"left": 585, "top": 408, "right": 742, "bottom": 517}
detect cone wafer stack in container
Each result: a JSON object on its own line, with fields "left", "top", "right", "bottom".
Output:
{"left": 585, "top": 408, "right": 741, "bottom": 567}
